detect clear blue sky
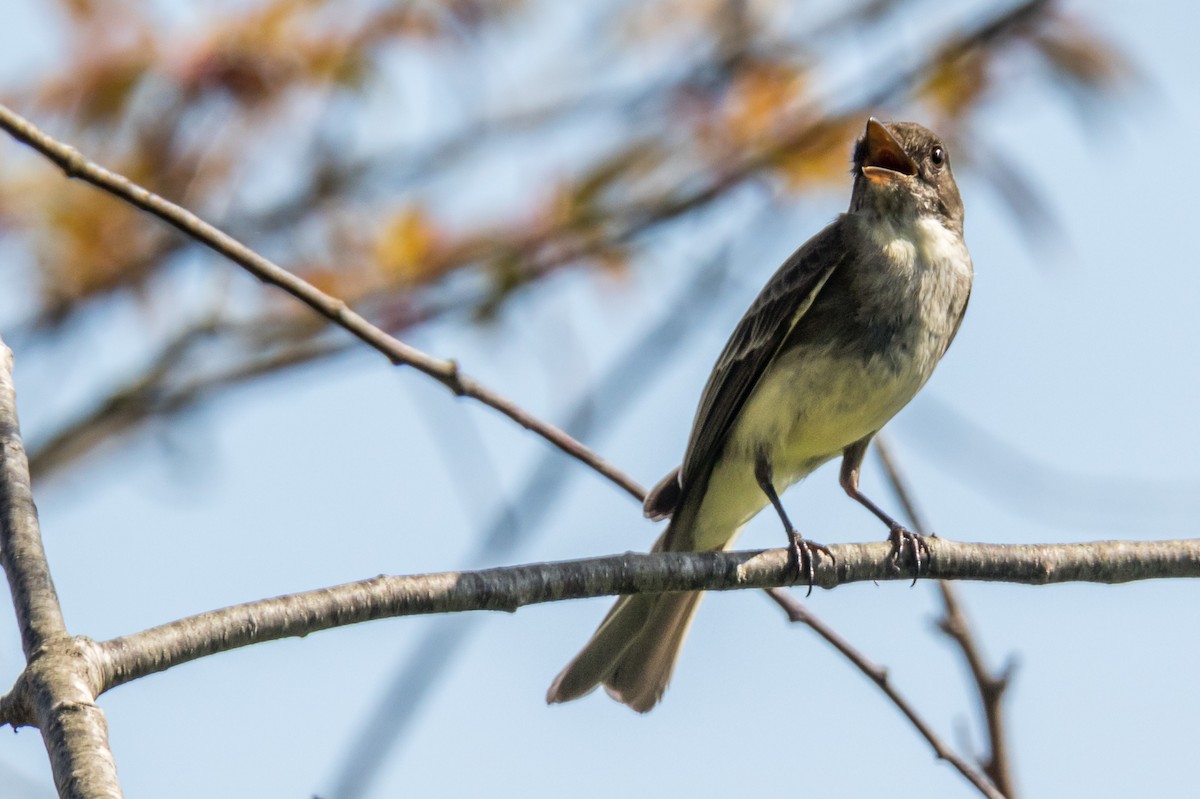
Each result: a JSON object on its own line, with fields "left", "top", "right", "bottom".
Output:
{"left": 1, "top": 2, "right": 1197, "bottom": 797}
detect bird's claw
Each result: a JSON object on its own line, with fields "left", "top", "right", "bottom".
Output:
{"left": 786, "top": 530, "right": 835, "bottom": 597}
{"left": 887, "top": 523, "right": 930, "bottom": 586}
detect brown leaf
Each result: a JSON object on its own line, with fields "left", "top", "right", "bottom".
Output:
{"left": 917, "top": 48, "right": 990, "bottom": 118}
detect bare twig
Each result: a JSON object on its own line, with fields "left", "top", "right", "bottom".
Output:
{"left": 876, "top": 435, "right": 1018, "bottom": 798}
{"left": 938, "top": 582, "right": 1017, "bottom": 797}
{"left": 765, "top": 588, "right": 1005, "bottom": 799}
{"left": 0, "top": 103, "right": 644, "bottom": 503}
{"left": 0, "top": 341, "right": 122, "bottom": 798}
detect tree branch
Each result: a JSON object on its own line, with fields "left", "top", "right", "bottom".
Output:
{"left": 938, "top": 582, "right": 1017, "bottom": 797}
{"left": 0, "top": 344, "right": 67, "bottom": 655}
{"left": 876, "top": 436, "right": 1019, "bottom": 798}
{"left": 0, "top": 340, "right": 122, "bottom": 798}
{"left": 0, "top": 103, "right": 644, "bottom": 504}
{"left": 91, "top": 537, "right": 1200, "bottom": 696}
{"left": 765, "top": 588, "right": 1005, "bottom": 799}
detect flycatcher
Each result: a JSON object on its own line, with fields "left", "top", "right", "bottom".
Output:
{"left": 547, "top": 118, "right": 973, "bottom": 712}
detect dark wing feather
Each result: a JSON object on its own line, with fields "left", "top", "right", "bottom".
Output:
{"left": 678, "top": 220, "right": 847, "bottom": 490}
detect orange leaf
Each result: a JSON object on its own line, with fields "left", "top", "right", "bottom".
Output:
{"left": 773, "top": 116, "right": 863, "bottom": 193}
{"left": 374, "top": 207, "right": 441, "bottom": 283}
{"left": 724, "top": 61, "right": 807, "bottom": 146}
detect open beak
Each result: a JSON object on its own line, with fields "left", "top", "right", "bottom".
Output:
{"left": 861, "top": 118, "right": 917, "bottom": 183}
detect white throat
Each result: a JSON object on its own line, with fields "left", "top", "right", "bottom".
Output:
{"left": 867, "top": 213, "right": 964, "bottom": 275}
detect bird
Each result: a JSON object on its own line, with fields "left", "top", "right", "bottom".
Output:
{"left": 546, "top": 118, "right": 973, "bottom": 713}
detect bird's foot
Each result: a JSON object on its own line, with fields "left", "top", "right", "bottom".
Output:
{"left": 786, "top": 530, "right": 835, "bottom": 597}
{"left": 887, "top": 523, "right": 931, "bottom": 586}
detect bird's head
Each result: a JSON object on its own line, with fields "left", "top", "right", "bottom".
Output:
{"left": 850, "top": 118, "right": 964, "bottom": 233}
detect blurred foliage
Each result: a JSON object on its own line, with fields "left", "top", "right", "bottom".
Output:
{"left": 0, "top": 0, "right": 1125, "bottom": 479}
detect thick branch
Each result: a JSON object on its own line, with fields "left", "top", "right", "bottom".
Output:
{"left": 97, "top": 537, "right": 1200, "bottom": 693}
{"left": 0, "top": 103, "right": 643, "bottom": 504}
{"left": 0, "top": 342, "right": 66, "bottom": 654}
{"left": 16, "top": 638, "right": 119, "bottom": 799}
{"left": 0, "top": 340, "right": 122, "bottom": 798}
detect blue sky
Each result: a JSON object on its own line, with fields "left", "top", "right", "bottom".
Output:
{"left": 1, "top": 2, "right": 1198, "bottom": 797}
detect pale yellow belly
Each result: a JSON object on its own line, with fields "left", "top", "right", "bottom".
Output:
{"left": 687, "top": 347, "right": 927, "bottom": 551}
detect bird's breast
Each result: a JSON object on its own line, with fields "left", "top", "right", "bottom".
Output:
{"left": 730, "top": 343, "right": 922, "bottom": 476}
{"left": 732, "top": 214, "right": 971, "bottom": 483}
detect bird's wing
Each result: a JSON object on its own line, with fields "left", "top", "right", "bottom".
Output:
{"left": 946, "top": 284, "right": 972, "bottom": 351}
{"left": 677, "top": 220, "right": 847, "bottom": 497}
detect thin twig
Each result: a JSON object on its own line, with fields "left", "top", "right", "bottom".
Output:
{"left": 765, "top": 588, "right": 1005, "bottom": 799}
{"left": 0, "top": 103, "right": 644, "bottom": 504}
{"left": 875, "top": 435, "right": 1018, "bottom": 798}
{"left": 938, "top": 582, "right": 1017, "bottom": 797}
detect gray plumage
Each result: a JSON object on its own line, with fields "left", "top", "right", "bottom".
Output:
{"left": 548, "top": 119, "right": 973, "bottom": 712}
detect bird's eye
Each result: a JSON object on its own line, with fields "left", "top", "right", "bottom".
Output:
{"left": 930, "top": 146, "right": 946, "bottom": 167}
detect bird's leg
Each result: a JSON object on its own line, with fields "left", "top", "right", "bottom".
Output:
{"left": 840, "top": 439, "right": 929, "bottom": 584}
{"left": 754, "top": 452, "right": 833, "bottom": 596}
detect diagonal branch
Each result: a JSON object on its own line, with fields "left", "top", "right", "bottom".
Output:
{"left": 0, "top": 103, "right": 644, "bottom": 504}
{"left": 27, "top": 321, "right": 347, "bottom": 480}
{"left": 938, "top": 580, "right": 1018, "bottom": 797}
{"left": 875, "top": 436, "right": 1019, "bottom": 798}
{"left": 765, "top": 588, "right": 1005, "bottom": 799}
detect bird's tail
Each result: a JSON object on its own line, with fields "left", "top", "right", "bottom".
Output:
{"left": 546, "top": 523, "right": 705, "bottom": 713}
{"left": 545, "top": 590, "right": 703, "bottom": 712}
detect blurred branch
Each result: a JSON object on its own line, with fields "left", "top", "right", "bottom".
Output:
{"left": 0, "top": 102, "right": 644, "bottom": 502}
{"left": 27, "top": 318, "right": 346, "bottom": 479}
{"left": 908, "top": 395, "right": 1200, "bottom": 528}
{"left": 329, "top": 246, "right": 736, "bottom": 799}
{"left": 874, "top": 436, "right": 932, "bottom": 533}
{"left": 503, "top": 0, "right": 1070, "bottom": 285}
{"left": 239, "top": 0, "right": 1063, "bottom": 286}
{"left": 765, "top": 588, "right": 1004, "bottom": 799}
{"left": 0, "top": 340, "right": 121, "bottom": 798}
{"left": 8, "top": 0, "right": 1113, "bottom": 484}
{"left": 876, "top": 436, "right": 1019, "bottom": 799}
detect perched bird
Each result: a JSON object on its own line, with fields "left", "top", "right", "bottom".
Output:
{"left": 547, "top": 118, "right": 973, "bottom": 712}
